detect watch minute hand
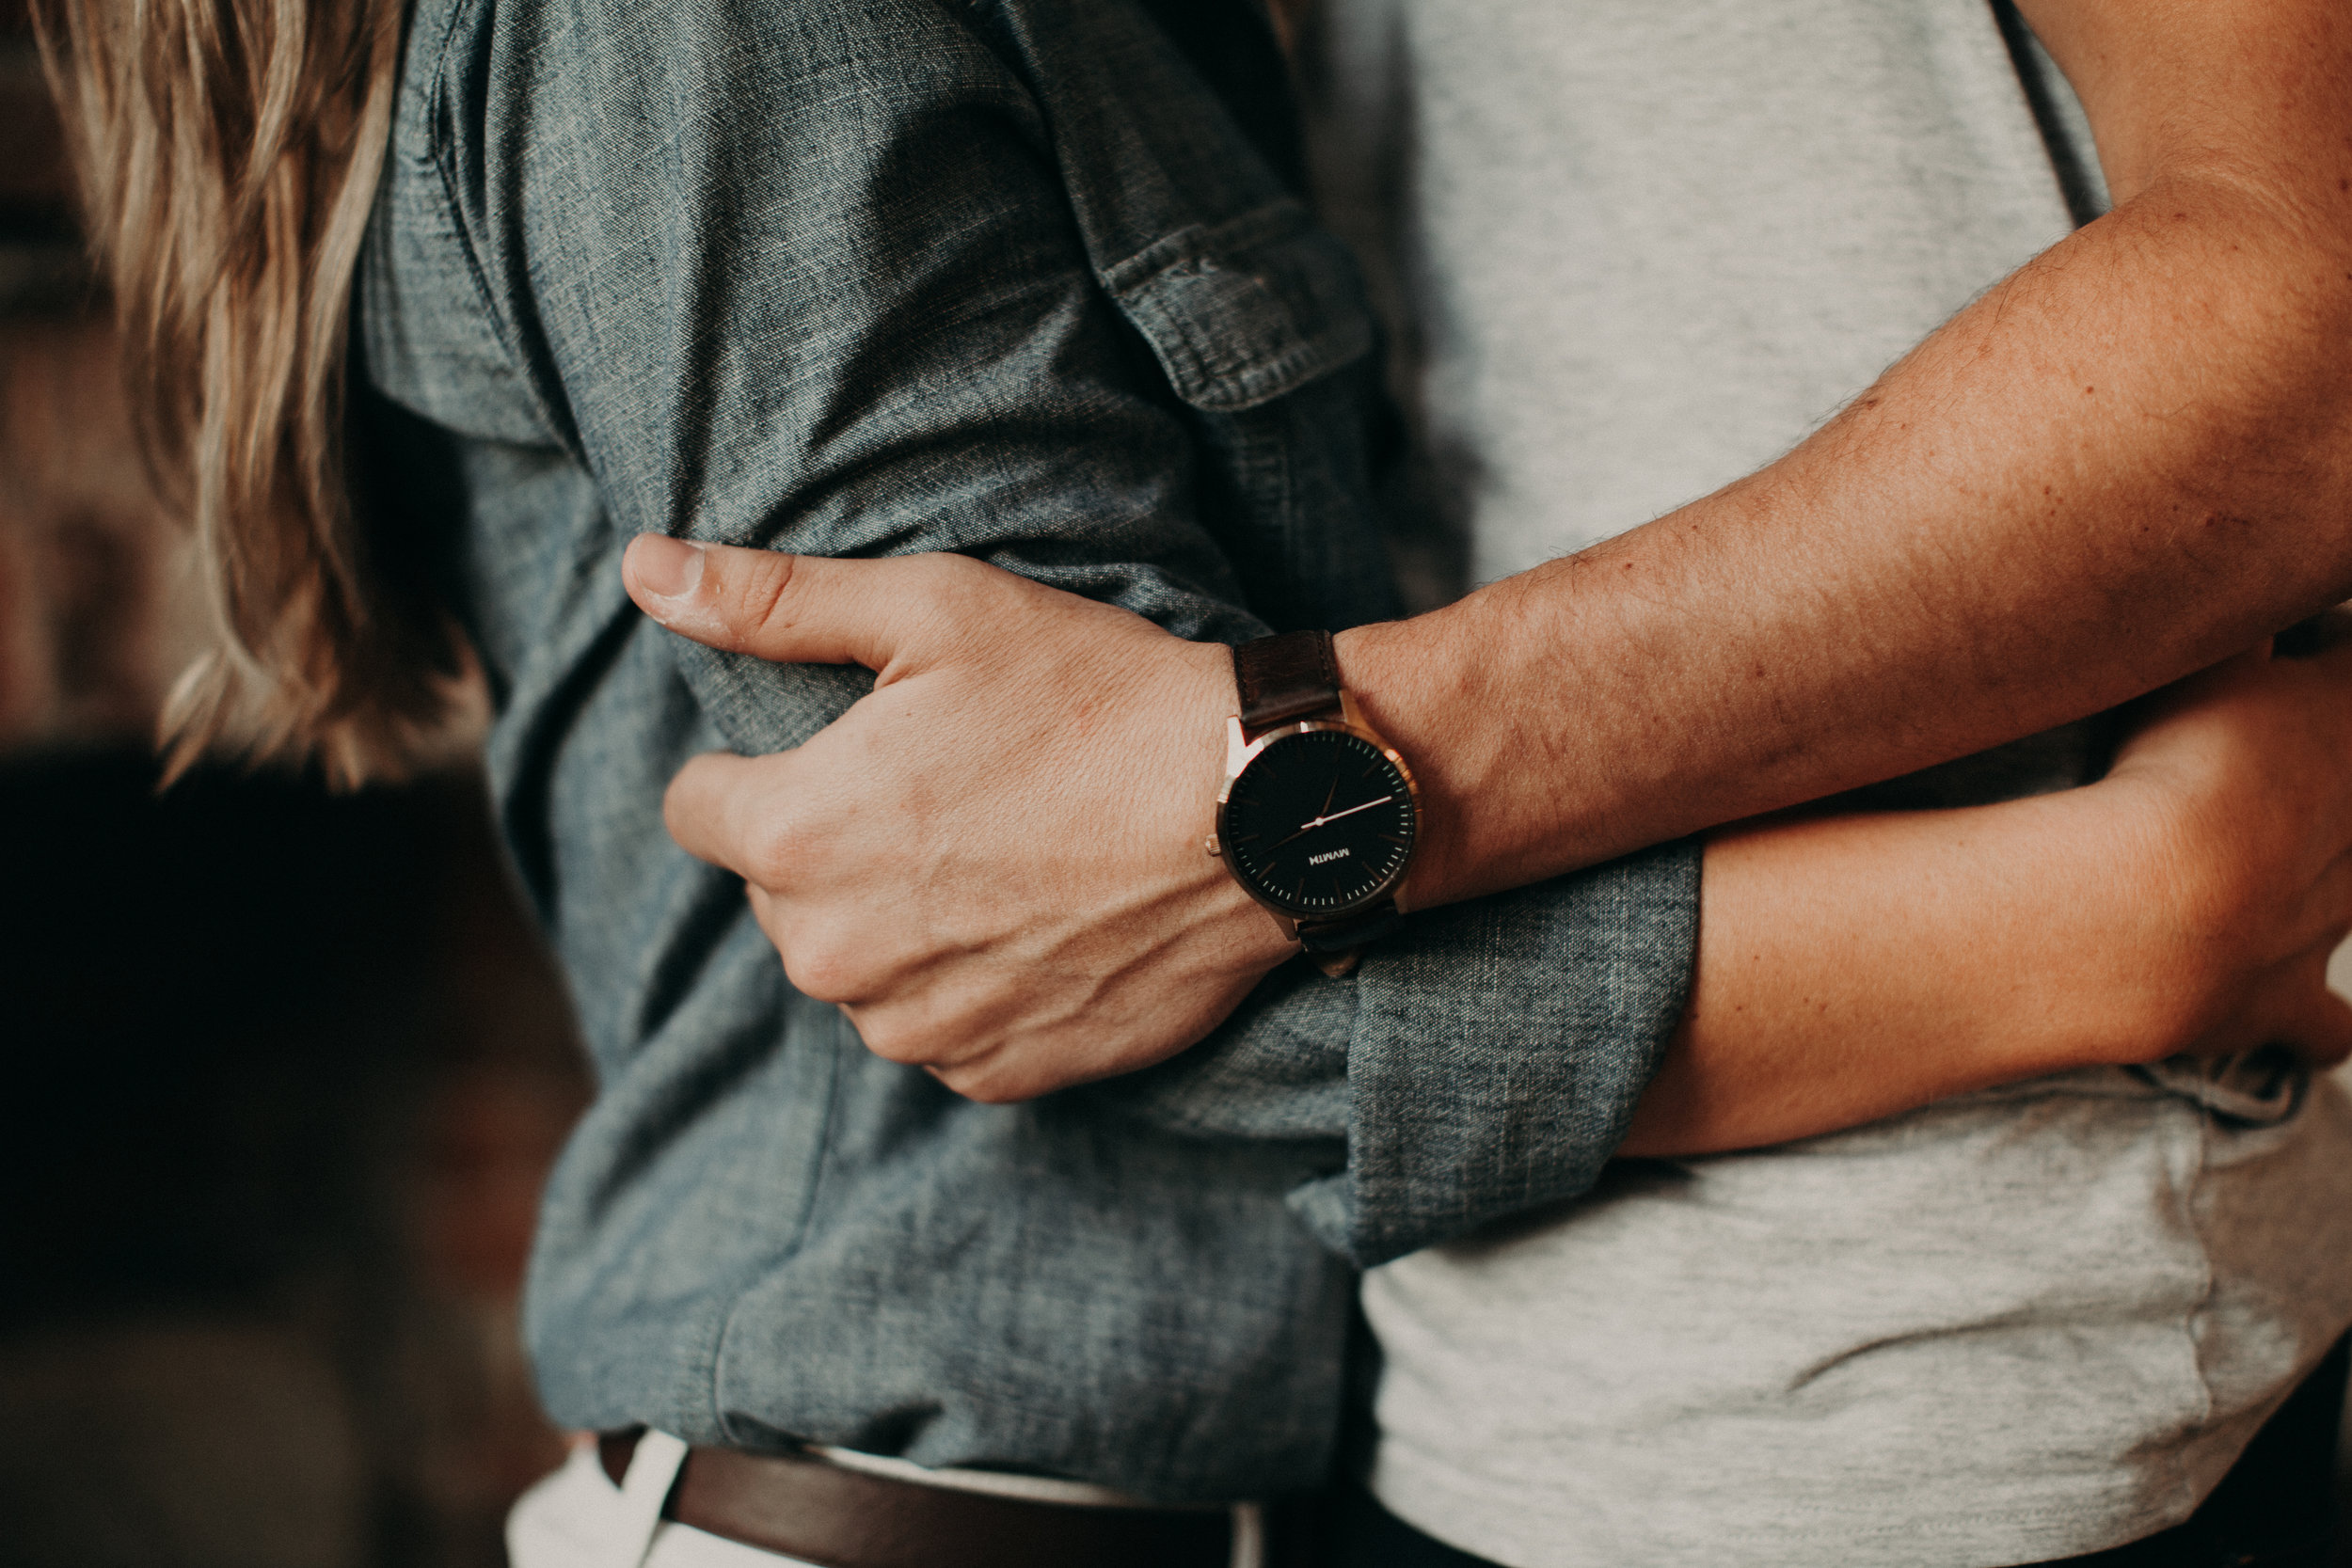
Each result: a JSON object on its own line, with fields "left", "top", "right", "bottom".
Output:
{"left": 1268, "top": 794, "right": 1398, "bottom": 853}
{"left": 1316, "top": 795, "right": 1393, "bottom": 827}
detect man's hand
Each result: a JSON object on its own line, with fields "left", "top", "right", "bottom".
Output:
{"left": 623, "top": 534, "right": 1298, "bottom": 1102}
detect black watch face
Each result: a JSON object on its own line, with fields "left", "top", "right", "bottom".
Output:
{"left": 1220, "top": 728, "right": 1417, "bottom": 917}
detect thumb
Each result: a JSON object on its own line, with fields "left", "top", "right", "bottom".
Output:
{"left": 623, "top": 535, "right": 981, "bottom": 672}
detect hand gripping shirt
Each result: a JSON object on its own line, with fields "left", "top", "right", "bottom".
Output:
{"left": 356, "top": 0, "right": 1699, "bottom": 1502}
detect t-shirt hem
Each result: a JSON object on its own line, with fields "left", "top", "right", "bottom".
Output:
{"left": 1368, "top": 1455, "right": 2186, "bottom": 1568}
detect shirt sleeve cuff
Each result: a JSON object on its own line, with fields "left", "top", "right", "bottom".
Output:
{"left": 1098, "top": 837, "right": 1700, "bottom": 1267}
{"left": 1307, "top": 837, "right": 1699, "bottom": 1264}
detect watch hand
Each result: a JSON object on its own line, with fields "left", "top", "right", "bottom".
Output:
{"left": 1319, "top": 776, "right": 1340, "bottom": 819}
{"left": 1316, "top": 795, "right": 1393, "bottom": 827}
{"left": 1268, "top": 793, "right": 1397, "bottom": 852}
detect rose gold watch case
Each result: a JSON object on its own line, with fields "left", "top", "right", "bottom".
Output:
{"left": 1206, "top": 691, "right": 1422, "bottom": 936}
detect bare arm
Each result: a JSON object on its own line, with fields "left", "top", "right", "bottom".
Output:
{"left": 635, "top": 546, "right": 2352, "bottom": 1120}
{"left": 1626, "top": 636, "right": 2352, "bottom": 1154}
{"left": 1363, "top": 0, "right": 2352, "bottom": 909}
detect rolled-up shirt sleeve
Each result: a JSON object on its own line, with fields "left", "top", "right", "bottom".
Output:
{"left": 1103, "top": 845, "right": 1699, "bottom": 1266}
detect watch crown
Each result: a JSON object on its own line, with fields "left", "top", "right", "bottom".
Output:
{"left": 1204, "top": 833, "right": 1221, "bottom": 858}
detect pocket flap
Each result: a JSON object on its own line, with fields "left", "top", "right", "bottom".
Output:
{"left": 1103, "top": 201, "right": 1375, "bottom": 413}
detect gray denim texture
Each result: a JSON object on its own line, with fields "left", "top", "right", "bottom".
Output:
{"left": 358, "top": 0, "right": 1698, "bottom": 1500}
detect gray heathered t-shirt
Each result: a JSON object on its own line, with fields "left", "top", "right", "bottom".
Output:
{"left": 1302, "top": 2, "right": 2352, "bottom": 1563}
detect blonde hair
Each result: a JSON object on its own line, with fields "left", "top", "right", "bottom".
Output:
{"left": 34, "top": 0, "right": 461, "bottom": 784}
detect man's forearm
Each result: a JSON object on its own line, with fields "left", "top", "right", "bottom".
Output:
{"left": 1351, "top": 3, "right": 2352, "bottom": 907}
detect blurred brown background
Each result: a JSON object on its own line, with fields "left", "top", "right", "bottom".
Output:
{"left": 0, "top": 5, "right": 593, "bottom": 1564}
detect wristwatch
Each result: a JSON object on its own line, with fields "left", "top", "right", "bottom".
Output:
{"left": 1206, "top": 629, "right": 1421, "bottom": 977}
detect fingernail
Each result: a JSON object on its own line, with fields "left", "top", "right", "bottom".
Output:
{"left": 631, "top": 533, "right": 706, "bottom": 601}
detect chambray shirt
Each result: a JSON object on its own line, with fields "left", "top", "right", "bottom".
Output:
{"left": 358, "top": 0, "right": 1697, "bottom": 1501}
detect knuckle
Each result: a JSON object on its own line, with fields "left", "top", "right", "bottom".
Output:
{"left": 918, "top": 551, "right": 981, "bottom": 590}
{"left": 940, "top": 1062, "right": 1031, "bottom": 1104}
{"left": 914, "top": 552, "right": 997, "bottom": 615}
{"left": 662, "top": 756, "right": 724, "bottom": 835}
{"left": 851, "top": 1014, "right": 930, "bottom": 1067}
{"left": 746, "top": 887, "right": 791, "bottom": 946}
{"left": 784, "top": 937, "right": 868, "bottom": 1006}
{"left": 744, "top": 813, "right": 814, "bottom": 889}
{"left": 728, "top": 551, "right": 803, "bottom": 645}
{"left": 660, "top": 778, "right": 695, "bottom": 847}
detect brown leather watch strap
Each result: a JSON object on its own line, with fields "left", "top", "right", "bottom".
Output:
{"left": 597, "top": 1433, "right": 1232, "bottom": 1568}
{"left": 1298, "top": 900, "right": 1401, "bottom": 955}
{"left": 1232, "top": 629, "right": 1342, "bottom": 733}
{"left": 1295, "top": 899, "right": 1401, "bottom": 977}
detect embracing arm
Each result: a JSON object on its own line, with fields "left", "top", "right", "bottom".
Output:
{"left": 1365, "top": 0, "right": 2352, "bottom": 909}
{"left": 1625, "top": 634, "right": 2352, "bottom": 1154}
{"left": 583, "top": 0, "right": 2352, "bottom": 1260}
{"left": 633, "top": 542, "right": 2352, "bottom": 1182}
{"left": 633, "top": 0, "right": 2352, "bottom": 1120}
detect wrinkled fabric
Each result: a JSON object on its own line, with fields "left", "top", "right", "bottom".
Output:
{"left": 358, "top": 0, "right": 1697, "bottom": 1500}
{"left": 1305, "top": 0, "right": 2352, "bottom": 1560}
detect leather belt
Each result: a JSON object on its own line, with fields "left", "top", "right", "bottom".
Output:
{"left": 596, "top": 1432, "right": 1236, "bottom": 1568}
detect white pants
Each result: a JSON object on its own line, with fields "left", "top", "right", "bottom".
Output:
{"left": 508, "top": 1436, "right": 821, "bottom": 1568}
{"left": 506, "top": 1434, "right": 1266, "bottom": 1568}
